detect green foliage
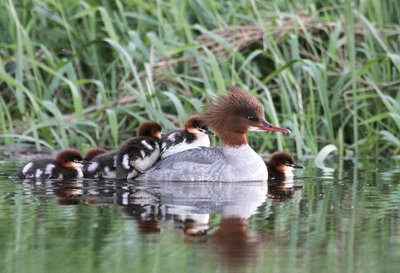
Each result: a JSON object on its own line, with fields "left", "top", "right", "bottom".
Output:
{"left": 0, "top": 0, "right": 399, "bottom": 157}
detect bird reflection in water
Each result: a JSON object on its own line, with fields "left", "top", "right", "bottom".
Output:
{"left": 121, "top": 189, "right": 161, "bottom": 234}
{"left": 54, "top": 179, "right": 84, "bottom": 205}
{"left": 267, "top": 177, "right": 303, "bottom": 201}
{"left": 16, "top": 176, "right": 303, "bottom": 269}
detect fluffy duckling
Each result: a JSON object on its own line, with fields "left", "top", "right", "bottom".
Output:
{"left": 83, "top": 148, "right": 117, "bottom": 179}
{"left": 266, "top": 152, "right": 304, "bottom": 180}
{"left": 116, "top": 121, "right": 162, "bottom": 179}
{"left": 13, "top": 149, "right": 84, "bottom": 179}
{"left": 161, "top": 115, "right": 214, "bottom": 159}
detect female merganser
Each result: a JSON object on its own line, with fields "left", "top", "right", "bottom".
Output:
{"left": 83, "top": 150, "right": 117, "bottom": 179}
{"left": 137, "top": 86, "right": 290, "bottom": 182}
{"left": 161, "top": 115, "right": 214, "bottom": 159}
{"left": 13, "top": 149, "right": 84, "bottom": 179}
{"left": 83, "top": 147, "right": 107, "bottom": 161}
{"left": 116, "top": 121, "right": 162, "bottom": 179}
{"left": 266, "top": 152, "right": 304, "bottom": 180}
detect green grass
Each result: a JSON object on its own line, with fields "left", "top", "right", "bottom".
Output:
{"left": 0, "top": 0, "right": 399, "bottom": 158}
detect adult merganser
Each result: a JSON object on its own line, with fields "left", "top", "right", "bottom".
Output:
{"left": 161, "top": 115, "right": 214, "bottom": 159}
{"left": 13, "top": 149, "right": 84, "bottom": 179}
{"left": 83, "top": 147, "right": 107, "bottom": 161}
{"left": 116, "top": 121, "right": 162, "bottom": 179}
{"left": 266, "top": 152, "right": 304, "bottom": 180}
{"left": 137, "top": 86, "right": 290, "bottom": 182}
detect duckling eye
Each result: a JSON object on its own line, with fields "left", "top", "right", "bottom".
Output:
{"left": 247, "top": 116, "right": 258, "bottom": 122}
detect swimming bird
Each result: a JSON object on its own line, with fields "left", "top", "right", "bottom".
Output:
{"left": 265, "top": 152, "right": 304, "bottom": 180}
{"left": 161, "top": 115, "right": 213, "bottom": 159}
{"left": 116, "top": 121, "right": 162, "bottom": 179}
{"left": 83, "top": 150, "right": 117, "bottom": 179}
{"left": 137, "top": 86, "right": 290, "bottom": 181}
{"left": 13, "top": 149, "right": 84, "bottom": 179}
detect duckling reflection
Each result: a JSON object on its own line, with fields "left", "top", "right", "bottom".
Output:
{"left": 54, "top": 179, "right": 84, "bottom": 205}
{"left": 85, "top": 179, "right": 123, "bottom": 205}
{"left": 119, "top": 189, "right": 161, "bottom": 234}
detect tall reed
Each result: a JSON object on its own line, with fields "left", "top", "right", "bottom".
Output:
{"left": 0, "top": 0, "right": 398, "bottom": 157}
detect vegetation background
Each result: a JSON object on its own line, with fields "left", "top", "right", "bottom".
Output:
{"left": 0, "top": 0, "right": 399, "bottom": 159}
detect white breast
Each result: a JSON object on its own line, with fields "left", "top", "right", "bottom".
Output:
{"left": 134, "top": 149, "right": 161, "bottom": 171}
{"left": 222, "top": 145, "right": 268, "bottom": 181}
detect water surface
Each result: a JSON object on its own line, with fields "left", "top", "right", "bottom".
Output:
{"left": 0, "top": 158, "right": 399, "bottom": 273}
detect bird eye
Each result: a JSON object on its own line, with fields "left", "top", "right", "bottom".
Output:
{"left": 247, "top": 116, "right": 258, "bottom": 122}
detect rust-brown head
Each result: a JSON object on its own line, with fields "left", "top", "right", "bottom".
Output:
{"left": 84, "top": 147, "right": 107, "bottom": 161}
{"left": 56, "top": 149, "right": 84, "bottom": 169}
{"left": 203, "top": 86, "right": 290, "bottom": 145}
{"left": 267, "top": 152, "right": 304, "bottom": 175}
{"left": 185, "top": 115, "right": 214, "bottom": 136}
{"left": 137, "top": 121, "right": 162, "bottom": 139}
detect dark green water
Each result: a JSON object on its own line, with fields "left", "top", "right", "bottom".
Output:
{"left": 0, "top": 158, "right": 399, "bottom": 273}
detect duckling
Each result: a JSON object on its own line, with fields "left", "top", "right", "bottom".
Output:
{"left": 161, "top": 115, "right": 214, "bottom": 159}
{"left": 116, "top": 121, "right": 162, "bottom": 179}
{"left": 13, "top": 149, "right": 84, "bottom": 179}
{"left": 83, "top": 150, "right": 117, "bottom": 179}
{"left": 265, "top": 152, "right": 304, "bottom": 180}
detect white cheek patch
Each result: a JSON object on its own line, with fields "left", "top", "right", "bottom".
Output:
{"left": 73, "top": 162, "right": 84, "bottom": 170}
{"left": 76, "top": 168, "right": 83, "bottom": 178}
{"left": 122, "top": 154, "right": 130, "bottom": 169}
{"left": 88, "top": 162, "right": 99, "bottom": 172}
{"left": 284, "top": 166, "right": 294, "bottom": 178}
{"left": 22, "top": 162, "right": 33, "bottom": 175}
{"left": 248, "top": 126, "right": 262, "bottom": 132}
{"left": 35, "top": 169, "right": 43, "bottom": 178}
{"left": 140, "top": 150, "right": 145, "bottom": 158}
{"left": 141, "top": 140, "right": 153, "bottom": 150}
